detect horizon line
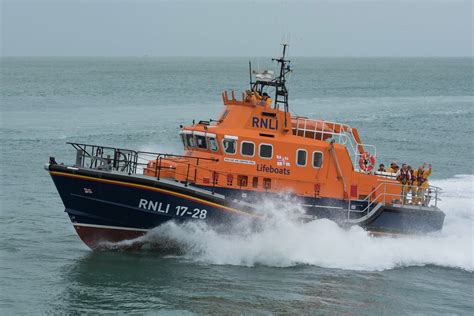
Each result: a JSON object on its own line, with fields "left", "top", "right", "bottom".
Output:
{"left": 2, "top": 55, "right": 472, "bottom": 58}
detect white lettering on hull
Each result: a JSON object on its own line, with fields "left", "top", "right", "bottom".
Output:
{"left": 138, "top": 198, "right": 206, "bottom": 219}
{"left": 138, "top": 198, "right": 148, "bottom": 209}
{"left": 138, "top": 198, "right": 169, "bottom": 214}
{"left": 224, "top": 157, "right": 256, "bottom": 165}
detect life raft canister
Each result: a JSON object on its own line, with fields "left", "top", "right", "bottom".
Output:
{"left": 359, "top": 152, "right": 376, "bottom": 172}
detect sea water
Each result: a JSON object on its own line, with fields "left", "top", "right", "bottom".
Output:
{"left": 0, "top": 57, "right": 473, "bottom": 314}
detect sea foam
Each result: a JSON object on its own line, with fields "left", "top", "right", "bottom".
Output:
{"left": 138, "top": 175, "right": 474, "bottom": 271}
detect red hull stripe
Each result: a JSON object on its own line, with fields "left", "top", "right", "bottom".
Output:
{"left": 74, "top": 222, "right": 149, "bottom": 232}
{"left": 73, "top": 223, "right": 146, "bottom": 250}
{"left": 51, "top": 171, "right": 259, "bottom": 218}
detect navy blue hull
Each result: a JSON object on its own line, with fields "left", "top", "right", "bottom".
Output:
{"left": 47, "top": 164, "right": 445, "bottom": 249}
{"left": 194, "top": 185, "right": 366, "bottom": 222}
{"left": 49, "top": 167, "right": 258, "bottom": 248}
{"left": 195, "top": 185, "right": 445, "bottom": 235}
{"left": 365, "top": 205, "right": 446, "bottom": 235}
{"left": 51, "top": 173, "right": 244, "bottom": 228}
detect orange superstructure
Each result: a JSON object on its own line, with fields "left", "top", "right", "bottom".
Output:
{"left": 143, "top": 45, "right": 401, "bottom": 205}
{"left": 144, "top": 91, "right": 399, "bottom": 204}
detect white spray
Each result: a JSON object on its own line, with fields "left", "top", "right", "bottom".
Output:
{"left": 122, "top": 175, "right": 474, "bottom": 271}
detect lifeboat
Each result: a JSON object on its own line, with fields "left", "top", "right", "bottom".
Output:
{"left": 45, "top": 45, "right": 445, "bottom": 250}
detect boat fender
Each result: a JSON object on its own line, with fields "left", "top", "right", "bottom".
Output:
{"left": 359, "top": 152, "right": 376, "bottom": 173}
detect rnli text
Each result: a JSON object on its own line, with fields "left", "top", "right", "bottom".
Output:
{"left": 138, "top": 199, "right": 207, "bottom": 219}
{"left": 252, "top": 117, "right": 278, "bottom": 130}
{"left": 138, "top": 198, "right": 169, "bottom": 213}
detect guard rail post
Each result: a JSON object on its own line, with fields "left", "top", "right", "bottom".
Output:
{"left": 157, "top": 156, "right": 162, "bottom": 180}
{"left": 185, "top": 163, "right": 190, "bottom": 187}
{"left": 194, "top": 158, "right": 199, "bottom": 182}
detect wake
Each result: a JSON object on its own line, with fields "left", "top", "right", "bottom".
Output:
{"left": 124, "top": 175, "right": 474, "bottom": 271}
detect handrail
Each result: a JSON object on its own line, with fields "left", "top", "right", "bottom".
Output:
{"left": 292, "top": 116, "right": 352, "bottom": 132}
{"left": 68, "top": 142, "right": 261, "bottom": 192}
{"left": 347, "top": 182, "right": 385, "bottom": 219}
{"left": 68, "top": 142, "right": 217, "bottom": 162}
{"left": 68, "top": 142, "right": 218, "bottom": 176}
{"left": 347, "top": 181, "right": 442, "bottom": 219}
{"left": 329, "top": 141, "right": 347, "bottom": 196}
{"left": 291, "top": 118, "right": 376, "bottom": 171}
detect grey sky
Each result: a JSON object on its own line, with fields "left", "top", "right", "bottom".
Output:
{"left": 1, "top": 0, "right": 472, "bottom": 57}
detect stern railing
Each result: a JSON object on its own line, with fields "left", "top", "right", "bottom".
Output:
{"left": 347, "top": 181, "right": 442, "bottom": 219}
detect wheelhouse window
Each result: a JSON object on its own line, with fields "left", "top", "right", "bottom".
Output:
{"left": 195, "top": 134, "right": 208, "bottom": 150}
{"left": 241, "top": 141, "right": 255, "bottom": 157}
{"left": 222, "top": 138, "right": 237, "bottom": 155}
{"left": 185, "top": 133, "right": 195, "bottom": 147}
{"left": 208, "top": 137, "right": 218, "bottom": 151}
{"left": 296, "top": 149, "right": 307, "bottom": 167}
{"left": 313, "top": 151, "right": 323, "bottom": 168}
{"left": 180, "top": 133, "right": 187, "bottom": 148}
{"left": 259, "top": 143, "right": 273, "bottom": 159}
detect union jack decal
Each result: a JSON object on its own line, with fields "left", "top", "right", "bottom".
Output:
{"left": 83, "top": 188, "right": 93, "bottom": 194}
{"left": 276, "top": 155, "right": 291, "bottom": 167}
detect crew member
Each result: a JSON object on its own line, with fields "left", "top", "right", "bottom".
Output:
{"left": 387, "top": 161, "right": 399, "bottom": 174}
{"left": 250, "top": 91, "right": 257, "bottom": 105}
{"left": 413, "top": 163, "right": 432, "bottom": 205}
{"left": 253, "top": 88, "right": 262, "bottom": 103}
{"left": 245, "top": 90, "right": 252, "bottom": 102}
{"left": 259, "top": 92, "right": 272, "bottom": 107}
{"left": 245, "top": 90, "right": 257, "bottom": 105}
{"left": 407, "top": 165, "right": 415, "bottom": 204}
{"left": 395, "top": 163, "right": 411, "bottom": 204}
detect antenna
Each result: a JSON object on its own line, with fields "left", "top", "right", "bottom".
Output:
{"left": 248, "top": 61, "right": 252, "bottom": 90}
{"left": 249, "top": 44, "right": 292, "bottom": 127}
{"left": 271, "top": 43, "right": 291, "bottom": 127}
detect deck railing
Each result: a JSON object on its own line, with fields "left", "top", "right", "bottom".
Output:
{"left": 347, "top": 181, "right": 442, "bottom": 219}
{"left": 291, "top": 117, "right": 376, "bottom": 171}
{"left": 68, "top": 142, "right": 216, "bottom": 176}
{"left": 67, "top": 142, "right": 260, "bottom": 194}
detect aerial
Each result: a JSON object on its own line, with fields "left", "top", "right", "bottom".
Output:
{"left": 1, "top": 0, "right": 472, "bottom": 314}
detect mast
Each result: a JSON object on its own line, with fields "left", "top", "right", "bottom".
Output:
{"left": 272, "top": 44, "right": 291, "bottom": 125}
{"left": 249, "top": 44, "right": 292, "bottom": 127}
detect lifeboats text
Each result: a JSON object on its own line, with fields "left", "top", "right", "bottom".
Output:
{"left": 256, "top": 164, "right": 290, "bottom": 175}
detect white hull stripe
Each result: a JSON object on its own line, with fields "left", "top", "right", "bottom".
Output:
{"left": 73, "top": 223, "right": 150, "bottom": 232}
